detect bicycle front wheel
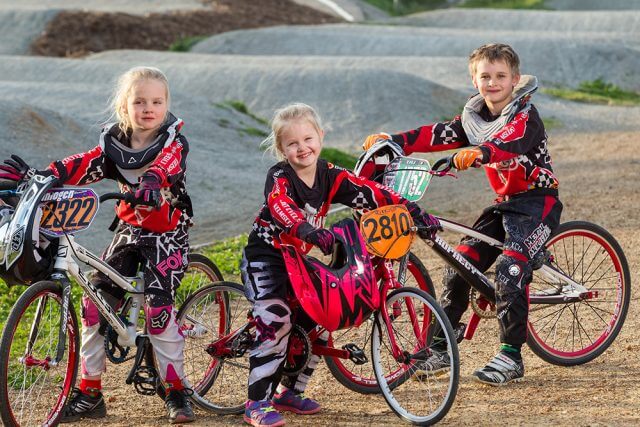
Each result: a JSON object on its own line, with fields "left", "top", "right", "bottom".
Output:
{"left": 325, "top": 252, "right": 434, "bottom": 394}
{"left": 178, "top": 281, "right": 251, "bottom": 414}
{"left": 527, "top": 221, "right": 631, "bottom": 366}
{"left": 0, "top": 281, "right": 80, "bottom": 427}
{"left": 372, "top": 288, "right": 459, "bottom": 425}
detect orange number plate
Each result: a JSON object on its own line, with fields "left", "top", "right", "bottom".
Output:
{"left": 359, "top": 205, "right": 414, "bottom": 259}
{"left": 39, "top": 188, "right": 99, "bottom": 237}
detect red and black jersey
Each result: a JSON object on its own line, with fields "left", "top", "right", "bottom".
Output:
{"left": 250, "top": 159, "right": 411, "bottom": 253}
{"left": 48, "top": 114, "right": 191, "bottom": 233}
{"left": 391, "top": 103, "right": 559, "bottom": 198}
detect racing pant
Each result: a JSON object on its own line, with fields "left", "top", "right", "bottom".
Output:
{"left": 241, "top": 239, "right": 327, "bottom": 402}
{"left": 79, "top": 220, "right": 189, "bottom": 390}
{"left": 440, "top": 194, "right": 562, "bottom": 348}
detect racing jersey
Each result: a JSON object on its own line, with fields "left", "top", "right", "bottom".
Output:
{"left": 250, "top": 159, "right": 413, "bottom": 253}
{"left": 48, "top": 114, "right": 191, "bottom": 233}
{"left": 391, "top": 103, "right": 559, "bottom": 198}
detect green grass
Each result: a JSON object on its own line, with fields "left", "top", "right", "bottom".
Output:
{"left": 321, "top": 147, "right": 358, "bottom": 170}
{"left": 458, "top": 0, "right": 547, "bottom": 8}
{"left": 543, "top": 79, "right": 640, "bottom": 106}
{"left": 216, "top": 100, "right": 269, "bottom": 125}
{"left": 198, "top": 234, "right": 248, "bottom": 282}
{"left": 240, "top": 126, "right": 269, "bottom": 138}
{"left": 363, "top": 0, "right": 448, "bottom": 15}
{"left": 542, "top": 116, "right": 562, "bottom": 131}
{"left": 169, "top": 36, "right": 207, "bottom": 52}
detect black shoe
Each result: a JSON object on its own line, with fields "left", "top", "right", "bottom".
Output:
{"left": 60, "top": 388, "right": 107, "bottom": 423}
{"left": 165, "top": 389, "right": 196, "bottom": 424}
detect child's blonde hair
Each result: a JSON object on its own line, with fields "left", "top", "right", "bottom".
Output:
{"left": 262, "top": 103, "right": 323, "bottom": 161}
{"left": 109, "top": 66, "right": 170, "bottom": 134}
{"left": 468, "top": 43, "right": 520, "bottom": 77}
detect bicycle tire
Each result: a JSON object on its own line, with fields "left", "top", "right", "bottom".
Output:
{"left": 527, "top": 221, "right": 631, "bottom": 366}
{"left": 176, "top": 281, "right": 249, "bottom": 414}
{"left": 371, "top": 287, "right": 459, "bottom": 425}
{"left": 324, "top": 252, "right": 434, "bottom": 394}
{"left": 0, "top": 281, "right": 80, "bottom": 427}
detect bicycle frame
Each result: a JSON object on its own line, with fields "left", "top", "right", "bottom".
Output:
{"left": 44, "top": 233, "right": 145, "bottom": 366}
{"left": 428, "top": 217, "right": 596, "bottom": 340}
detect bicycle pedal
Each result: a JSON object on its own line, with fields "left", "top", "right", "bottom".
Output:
{"left": 343, "top": 343, "right": 368, "bottom": 365}
{"left": 454, "top": 323, "right": 466, "bottom": 344}
{"left": 131, "top": 365, "right": 158, "bottom": 396}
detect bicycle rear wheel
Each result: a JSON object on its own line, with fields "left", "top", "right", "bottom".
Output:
{"left": 0, "top": 281, "right": 79, "bottom": 427}
{"left": 325, "top": 252, "right": 434, "bottom": 394}
{"left": 175, "top": 253, "right": 224, "bottom": 308}
{"left": 372, "top": 288, "right": 458, "bottom": 425}
{"left": 527, "top": 221, "right": 631, "bottom": 366}
{"left": 177, "top": 281, "right": 251, "bottom": 414}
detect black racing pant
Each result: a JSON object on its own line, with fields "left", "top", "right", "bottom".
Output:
{"left": 441, "top": 194, "right": 562, "bottom": 348}
{"left": 241, "top": 237, "right": 327, "bottom": 402}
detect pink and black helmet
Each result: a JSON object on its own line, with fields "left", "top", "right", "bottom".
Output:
{"left": 281, "top": 218, "right": 379, "bottom": 332}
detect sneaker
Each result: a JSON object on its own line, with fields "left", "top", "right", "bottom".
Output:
{"left": 413, "top": 349, "right": 451, "bottom": 378}
{"left": 272, "top": 388, "right": 321, "bottom": 415}
{"left": 244, "top": 400, "right": 285, "bottom": 427}
{"left": 165, "top": 389, "right": 196, "bottom": 424}
{"left": 472, "top": 352, "right": 525, "bottom": 386}
{"left": 59, "top": 388, "right": 107, "bottom": 423}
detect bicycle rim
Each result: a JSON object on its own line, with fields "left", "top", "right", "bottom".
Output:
{"left": 527, "top": 221, "right": 631, "bottom": 365}
{"left": 178, "top": 281, "right": 250, "bottom": 414}
{"left": 0, "top": 281, "right": 79, "bottom": 427}
{"left": 325, "top": 253, "right": 434, "bottom": 394}
{"left": 372, "top": 288, "right": 458, "bottom": 425}
{"left": 175, "top": 253, "right": 224, "bottom": 308}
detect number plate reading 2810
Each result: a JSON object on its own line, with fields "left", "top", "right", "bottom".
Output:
{"left": 359, "top": 205, "right": 414, "bottom": 260}
{"left": 39, "top": 188, "right": 100, "bottom": 237}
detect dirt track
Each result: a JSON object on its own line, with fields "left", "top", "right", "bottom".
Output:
{"left": 61, "top": 130, "right": 639, "bottom": 426}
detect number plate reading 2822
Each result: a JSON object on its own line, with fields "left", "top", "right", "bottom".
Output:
{"left": 39, "top": 188, "right": 99, "bottom": 237}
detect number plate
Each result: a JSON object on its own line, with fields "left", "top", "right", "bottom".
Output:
{"left": 39, "top": 188, "right": 99, "bottom": 237}
{"left": 359, "top": 205, "right": 414, "bottom": 259}
{"left": 383, "top": 157, "right": 432, "bottom": 201}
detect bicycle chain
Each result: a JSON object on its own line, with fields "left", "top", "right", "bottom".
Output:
{"left": 104, "top": 323, "right": 135, "bottom": 364}
{"left": 470, "top": 288, "right": 496, "bottom": 319}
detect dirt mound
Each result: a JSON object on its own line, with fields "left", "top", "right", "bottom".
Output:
{"left": 30, "top": 0, "right": 340, "bottom": 57}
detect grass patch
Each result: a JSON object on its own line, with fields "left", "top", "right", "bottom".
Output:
{"left": 542, "top": 116, "right": 562, "bottom": 131}
{"left": 216, "top": 100, "right": 269, "bottom": 125}
{"left": 169, "top": 35, "right": 207, "bottom": 52}
{"left": 198, "top": 234, "right": 248, "bottom": 282}
{"left": 240, "top": 126, "right": 269, "bottom": 138}
{"left": 543, "top": 79, "right": 640, "bottom": 106}
{"left": 458, "top": 0, "right": 547, "bottom": 8}
{"left": 362, "top": 0, "right": 448, "bottom": 15}
{"left": 321, "top": 147, "right": 358, "bottom": 170}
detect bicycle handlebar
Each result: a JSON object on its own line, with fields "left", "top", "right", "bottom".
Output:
{"left": 99, "top": 192, "right": 157, "bottom": 208}
{"left": 431, "top": 156, "right": 455, "bottom": 175}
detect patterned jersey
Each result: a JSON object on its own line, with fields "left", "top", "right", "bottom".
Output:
{"left": 391, "top": 103, "right": 559, "bottom": 197}
{"left": 48, "top": 114, "right": 191, "bottom": 233}
{"left": 250, "top": 159, "right": 412, "bottom": 252}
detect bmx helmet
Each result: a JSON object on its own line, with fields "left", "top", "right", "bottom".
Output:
{"left": 281, "top": 218, "right": 379, "bottom": 332}
{"left": 353, "top": 139, "right": 404, "bottom": 183}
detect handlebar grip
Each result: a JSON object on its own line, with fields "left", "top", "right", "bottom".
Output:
{"left": 99, "top": 192, "right": 157, "bottom": 208}
{"left": 431, "top": 156, "right": 453, "bottom": 172}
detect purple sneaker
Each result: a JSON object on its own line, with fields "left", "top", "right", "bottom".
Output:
{"left": 272, "top": 389, "right": 321, "bottom": 415}
{"left": 244, "top": 400, "right": 285, "bottom": 427}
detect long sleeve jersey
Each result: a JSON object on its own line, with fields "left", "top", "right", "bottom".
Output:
{"left": 48, "top": 114, "right": 191, "bottom": 233}
{"left": 391, "top": 102, "right": 559, "bottom": 198}
{"left": 250, "top": 159, "right": 415, "bottom": 253}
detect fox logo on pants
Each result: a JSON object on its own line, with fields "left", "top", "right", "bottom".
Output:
{"left": 150, "top": 308, "right": 170, "bottom": 331}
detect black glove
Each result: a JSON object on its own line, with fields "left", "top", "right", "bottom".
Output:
{"left": 0, "top": 155, "right": 36, "bottom": 183}
{"left": 134, "top": 170, "right": 162, "bottom": 209}
{"left": 406, "top": 202, "right": 442, "bottom": 240}
{"left": 297, "top": 223, "right": 336, "bottom": 256}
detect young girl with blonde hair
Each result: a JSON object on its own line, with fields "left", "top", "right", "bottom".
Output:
{"left": 241, "top": 103, "right": 440, "bottom": 427}
{"left": 0, "top": 66, "right": 195, "bottom": 424}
